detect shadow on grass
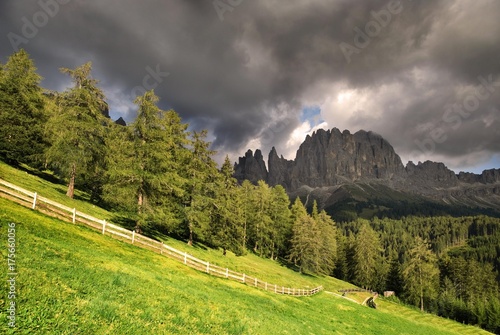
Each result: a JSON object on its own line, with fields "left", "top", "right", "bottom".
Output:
{"left": 15, "top": 163, "right": 65, "bottom": 186}
{"left": 276, "top": 257, "right": 317, "bottom": 278}
{"left": 110, "top": 213, "right": 136, "bottom": 230}
{"left": 53, "top": 187, "right": 89, "bottom": 202}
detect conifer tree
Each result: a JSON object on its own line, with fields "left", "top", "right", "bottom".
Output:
{"left": 0, "top": 49, "right": 47, "bottom": 166}
{"left": 209, "top": 156, "right": 245, "bottom": 255}
{"left": 184, "top": 130, "right": 218, "bottom": 245}
{"left": 268, "top": 185, "right": 292, "bottom": 259}
{"left": 316, "top": 209, "right": 337, "bottom": 275}
{"left": 239, "top": 179, "right": 255, "bottom": 250}
{"left": 45, "top": 62, "right": 108, "bottom": 198}
{"left": 288, "top": 198, "right": 322, "bottom": 274}
{"left": 353, "top": 222, "right": 382, "bottom": 289}
{"left": 104, "top": 90, "right": 188, "bottom": 230}
{"left": 250, "top": 180, "right": 273, "bottom": 256}
{"left": 402, "top": 237, "right": 439, "bottom": 311}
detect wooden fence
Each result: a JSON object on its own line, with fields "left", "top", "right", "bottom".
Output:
{"left": 0, "top": 178, "right": 323, "bottom": 297}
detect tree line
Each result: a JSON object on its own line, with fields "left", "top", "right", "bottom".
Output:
{"left": 1, "top": 50, "right": 499, "bottom": 333}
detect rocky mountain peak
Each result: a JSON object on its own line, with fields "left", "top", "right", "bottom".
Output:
{"left": 233, "top": 149, "right": 268, "bottom": 184}
{"left": 233, "top": 127, "right": 500, "bottom": 211}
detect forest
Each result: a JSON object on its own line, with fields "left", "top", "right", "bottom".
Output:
{"left": 1, "top": 50, "right": 499, "bottom": 333}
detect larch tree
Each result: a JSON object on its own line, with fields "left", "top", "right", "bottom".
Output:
{"left": 402, "top": 237, "right": 439, "bottom": 311}
{"left": 316, "top": 209, "right": 337, "bottom": 275}
{"left": 0, "top": 49, "right": 47, "bottom": 166}
{"left": 239, "top": 179, "right": 254, "bottom": 250}
{"left": 209, "top": 155, "right": 245, "bottom": 255}
{"left": 250, "top": 180, "right": 273, "bottom": 257}
{"left": 183, "top": 130, "right": 218, "bottom": 245}
{"left": 288, "top": 198, "right": 322, "bottom": 274}
{"left": 45, "top": 62, "right": 108, "bottom": 198}
{"left": 104, "top": 90, "right": 188, "bottom": 231}
{"left": 353, "top": 222, "right": 382, "bottom": 289}
{"left": 268, "top": 185, "right": 292, "bottom": 259}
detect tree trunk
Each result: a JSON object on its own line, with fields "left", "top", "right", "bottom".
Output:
{"left": 419, "top": 268, "right": 424, "bottom": 311}
{"left": 242, "top": 216, "right": 247, "bottom": 250}
{"left": 66, "top": 163, "right": 76, "bottom": 198}
{"left": 136, "top": 186, "right": 144, "bottom": 231}
{"left": 188, "top": 222, "right": 193, "bottom": 246}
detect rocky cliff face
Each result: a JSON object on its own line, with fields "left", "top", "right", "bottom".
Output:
{"left": 236, "top": 128, "right": 406, "bottom": 189}
{"left": 233, "top": 127, "right": 500, "bottom": 211}
{"left": 289, "top": 128, "right": 406, "bottom": 188}
{"left": 233, "top": 149, "right": 268, "bottom": 184}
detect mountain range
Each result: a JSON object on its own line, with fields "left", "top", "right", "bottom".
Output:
{"left": 234, "top": 128, "right": 500, "bottom": 220}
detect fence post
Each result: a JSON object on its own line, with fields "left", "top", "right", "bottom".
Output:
{"left": 160, "top": 242, "right": 163, "bottom": 254}
{"left": 254, "top": 277, "right": 257, "bottom": 287}
{"left": 72, "top": 208, "right": 76, "bottom": 223}
{"left": 102, "top": 220, "right": 106, "bottom": 234}
{"left": 288, "top": 288, "right": 291, "bottom": 295}
{"left": 282, "top": 286, "right": 284, "bottom": 294}
{"left": 184, "top": 252, "right": 187, "bottom": 265}
{"left": 131, "top": 230, "right": 135, "bottom": 244}
{"left": 275, "top": 284, "right": 277, "bottom": 293}
{"left": 32, "top": 192, "right": 37, "bottom": 209}
{"left": 265, "top": 282, "right": 268, "bottom": 291}
{"left": 242, "top": 273, "right": 246, "bottom": 283}
{"left": 206, "top": 262, "right": 210, "bottom": 273}
{"left": 225, "top": 268, "right": 229, "bottom": 278}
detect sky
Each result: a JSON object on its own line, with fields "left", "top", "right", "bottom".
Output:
{"left": 1, "top": 0, "right": 499, "bottom": 174}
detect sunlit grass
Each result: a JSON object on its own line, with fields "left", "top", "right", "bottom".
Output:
{"left": 0, "top": 198, "right": 492, "bottom": 334}
{"left": 0, "top": 162, "right": 493, "bottom": 334}
{"left": 0, "top": 161, "right": 111, "bottom": 220}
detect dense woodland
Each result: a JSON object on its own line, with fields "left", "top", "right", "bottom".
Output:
{"left": 1, "top": 50, "right": 499, "bottom": 333}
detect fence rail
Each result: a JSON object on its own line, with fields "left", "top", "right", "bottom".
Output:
{"left": 0, "top": 178, "right": 323, "bottom": 297}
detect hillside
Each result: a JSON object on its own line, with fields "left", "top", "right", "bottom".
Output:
{"left": 0, "top": 163, "right": 493, "bottom": 334}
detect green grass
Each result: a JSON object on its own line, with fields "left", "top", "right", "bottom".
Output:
{"left": 0, "top": 161, "right": 493, "bottom": 334}
{"left": 0, "top": 161, "right": 111, "bottom": 220}
{"left": 0, "top": 200, "right": 492, "bottom": 334}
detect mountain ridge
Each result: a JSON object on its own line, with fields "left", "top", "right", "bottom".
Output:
{"left": 234, "top": 127, "right": 500, "bottom": 216}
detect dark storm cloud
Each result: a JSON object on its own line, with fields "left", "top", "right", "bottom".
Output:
{"left": 1, "top": 0, "right": 499, "bottom": 170}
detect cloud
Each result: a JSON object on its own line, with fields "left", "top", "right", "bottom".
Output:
{"left": 0, "top": 0, "right": 499, "bottom": 172}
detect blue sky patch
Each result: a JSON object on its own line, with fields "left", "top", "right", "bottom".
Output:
{"left": 300, "top": 106, "right": 323, "bottom": 126}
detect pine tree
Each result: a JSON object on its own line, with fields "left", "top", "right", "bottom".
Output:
{"left": 0, "top": 49, "right": 47, "bottom": 166}
{"left": 45, "top": 62, "right": 108, "bottom": 198}
{"left": 402, "top": 237, "right": 439, "bottom": 311}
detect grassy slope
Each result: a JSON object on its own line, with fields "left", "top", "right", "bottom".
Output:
{"left": 0, "top": 162, "right": 492, "bottom": 334}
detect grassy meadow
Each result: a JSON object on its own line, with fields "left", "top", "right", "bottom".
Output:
{"left": 0, "top": 162, "right": 493, "bottom": 334}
